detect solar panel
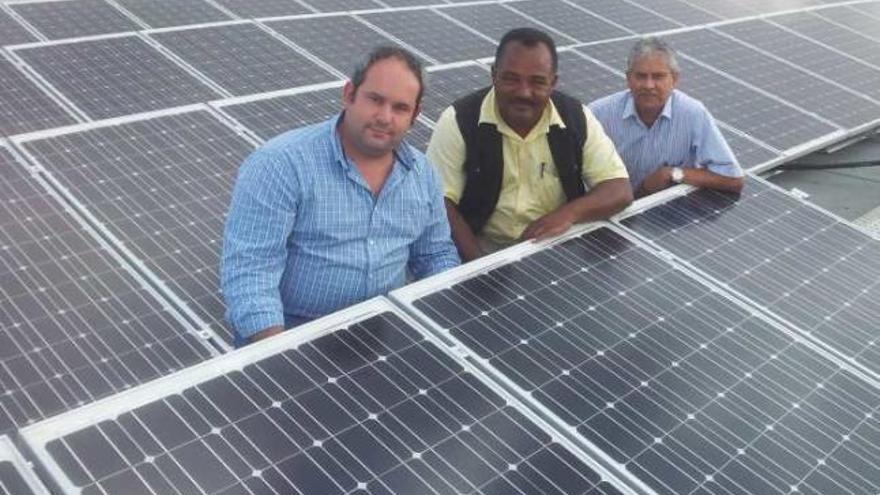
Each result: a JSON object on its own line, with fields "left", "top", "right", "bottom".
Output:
{"left": 770, "top": 11, "right": 880, "bottom": 69}
{"left": 21, "top": 299, "right": 624, "bottom": 495}
{"left": 556, "top": 50, "right": 626, "bottom": 105}
{"left": 216, "top": 87, "right": 344, "bottom": 142}
{"left": 0, "top": 8, "right": 37, "bottom": 45}
{"left": 0, "top": 54, "right": 78, "bottom": 137}
{"left": 393, "top": 224, "right": 880, "bottom": 495}
{"left": 406, "top": 118, "right": 434, "bottom": 153}
{"left": 378, "top": 0, "right": 437, "bottom": 6}
{"left": 0, "top": 436, "right": 48, "bottom": 495}
{"left": 209, "top": 0, "right": 312, "bottom": 18}
{"left": 669, "top": 29, "right": 879, "bottom": 130}
{"left": 581, "top": 39, "right": 840, "bottom": 152}
{"left": 9, "top": 0, "right": 141, "bottom": 40}
{"left": 816, "top": 5, "right": 880, "bottom": 39}
{"left": 421, "top": 64, "right": 490, "bottom": 122}
{"left": 13, "top": 36, "right": 220, "bottom": 120}
{"left": 114, "top": 0, "right": 232, "bottom": 28}
{"left": 673, "top": 0, "right": 758, "bottom": 18}
{"left": 0, "top": 143, "right": 215, "bottom": 432}
{"left": 299, "top": 0, "right": 383, "bottom": 12}
{"left": 718, "top": 128, "right": 779, "bottom": 170}
{"left": 16, "top": 110, "right": 256, "bottom": 346}
{"left": 440, "top": 3, "right": 575, "bottom": 45}
{"left": 361, "top": 9, "right": 496, "bottom": 64}
{"left": 507, "top": 0, "right": 629, "bottom": 43}
{"left": 850, "top": 1, "right": 880, "bottom": 18}
{"left": 567, "top": 0, "right": 679, "bottom": 34}
{"left": 619, "top": 177, "right": 880, "bottom": 379}
{"left": 265, "top": 15, "right": 421, "bottom": 76}
{"left": 149, "top": 23, "right": 336, "bottom": 96}
{"left": 623, "top": 0, "right": 720, "bottom": 26}
{"left": 719, "top": 19, "right": 880, "bottom": 103}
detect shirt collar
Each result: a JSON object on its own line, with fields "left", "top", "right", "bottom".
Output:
{"left": 623, "top": 90, "right": 675, "bottom": 123}
{"left": 331, "top": 112, "right": 415, "bottom": 171}
{"left": 477, "top": 87, "right": 564, "bottom": 141}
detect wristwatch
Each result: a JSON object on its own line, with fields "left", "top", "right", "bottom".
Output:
{"left": 670, "top": 167, "right": 684, "bottom": 184}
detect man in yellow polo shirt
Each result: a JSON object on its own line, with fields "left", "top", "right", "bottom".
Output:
{"left": 428, "top": 28, "right": 632, "bottom": 261}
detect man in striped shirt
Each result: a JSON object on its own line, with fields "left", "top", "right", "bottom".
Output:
{"left": 222, "top": 47, "right": 459, "bottom": 346}
{"left": 590, "top": 37, "right": 744, "bottom": 198}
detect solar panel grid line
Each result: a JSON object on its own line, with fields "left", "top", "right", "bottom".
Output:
{"left": 392, "top": 223, "right": 880, "bottom": 495}
{"left": 0, "top": 143, "right": 219, "bottom": 432}
{"left": 1, "top": 48, "right": 92, "bottom": 125}
{"left": 252, "top": 20, "right": 348, "bottom": 80}
{"left": 6, "top": 0, "right": 143, "bottom": 42}
{"left": 437, "top": 1, "right": 578, "bottom": 45}
{"left": 137, "top": 31, "right": 235, "bottom": 99}
{"left": 806, "top": 7, "right": 880, "bottom": 43}
{"left": 350, "top": 13, "right": 442, "bottom": 65}
{"left": 0, "top": 435, "right": 50, "bottom": 495}
{"left": 611, "top": 0, "right": 694, "bottom": 29}
{"left": 764, "top": 15, "right": 880, "bottom": 75}
{"left": 20, "top": 298, "right": 632, "bottom": 495}
{"left": 709, "top": 25, "right": 880, "bottom": 107}
{"left": 9, "top": 106, "right": 250, "bottom": 348}
{"left": 199, "top": 0, "right": 240, "bottom": 20}
{"left": 815, "top": 5, "right": 880, "bottom": 41}
{"left": 429, "top": 6, "right": 502, "bottom": 45}
{"left": 96, "top": 0, "right": 152, "bottom": 30}
{"left": 615, "top": 176, "right": 880, "bottom": 380}
{"left": 0, "top": 2, "right": 46, "bottom": 43}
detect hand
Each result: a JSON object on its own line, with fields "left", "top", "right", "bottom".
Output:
{"left": 520, "top": 206, "right": 577, "bottom": 241}
{"left": 637, "top": 166, "right": 673, "bottom": 197}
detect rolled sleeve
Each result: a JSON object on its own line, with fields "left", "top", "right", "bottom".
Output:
{"left": 426, "top": 106, "right": 467, "bottom": 204}
{"left": 408, "top": 160, "right": 461, "bottom": 278}
{"left": 221, "top": 150, "right": 298, "bottom": 340}
{"left": 581, "top": 105, "right": 629, "bottom": 186}
{"left": 698, "top": 109, "right": 744, "bottom": 178}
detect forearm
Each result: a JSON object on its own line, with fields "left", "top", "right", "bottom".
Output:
{"left": 565, "top": 177, "right": 633, "bottom": 223}
{"left": 445, "top": 198, "right": 484, "bottom": 262}
{"left": 683, "top": 167, "right": 744, "bottom": 194}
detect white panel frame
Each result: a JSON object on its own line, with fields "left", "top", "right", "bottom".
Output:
{"left": 0, "top": 436, "right": 50, "bottom": 495}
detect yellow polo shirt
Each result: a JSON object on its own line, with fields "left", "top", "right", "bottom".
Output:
{"left": 427, "top": 88, "right": 628, "bottom": 248}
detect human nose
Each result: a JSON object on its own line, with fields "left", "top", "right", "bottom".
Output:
{"left": 375, "top": 103, "right": 392, "bottom": 123}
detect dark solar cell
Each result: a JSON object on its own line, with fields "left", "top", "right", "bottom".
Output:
{"left": 361, "top": 9, "right": 496, "bottom": 63}
{"left": 18, "top": 111, "right": 256, "bottom": 345}
{"left": 150, "top": 23, "right": 336, "bottom": 96}
{"left": 421, "top": 65, "right": 490, "bottom": 122}
{"left": 621, "top": 178, "right": 880, "bottom": 377}
{"left": 719, "top": 128, "right": 779, "bottom": 170}
{"left": 0, "top": 8, "right": 37, "bottom": 45}
{"left": 9, "top": 0, "right": 141, "bottom": 40}
{"left": 557, "top": 50, "right": 625, "bottom": 105}
{"left": 14, "top": 36, "right": 220, "bottom": 119}
{"left": 405, "top": 226, "right": 880, "bottom": 495}
{"left": 720, "top": 19, "right": 880, "bottom": 102}
{"left": 114, "top": 0, "right": 232, "bottom": 28}
{"left": 670, "top": 29, "right": 880, "bottom": 130}
{"left": 23, "top": 306, "right": 619, "bottom": 495}
{"left": 0, "top": 55, "right": 77, "bottom": 137}
{"left": 266, "top": 15, "right": 418, "bottom": 75}
{"left": 218, "top": 87, "right": 343, "bottom": 141}
{"left": 0, "top": 145, "right": 213, "bottom": 432}
{"left": 508, "top": 0, "right": 629, "bottom": 43}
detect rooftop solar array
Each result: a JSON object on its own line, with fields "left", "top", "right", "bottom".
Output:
{"left": 0, "top": 143, "right": 215, "bottom": 433}
{"left": 0, "top": 435, "right": 48, "bottom": 495}
{"left": 619, "top": 178, "right": 880, "bottom": 380}
{"left": 393, "top": 225, "right": 880, "bottom": 495}
{"left": 16, "top": 110, "right": 257, "bottom": 345}
{"left": 22, "top": 300, "right": 625, "bottom": 495}
{"left": 1, "top": 0, "right": 880, "bottom": 492}
{"left": 148, "top": 22, "right": 336, "bottom": 96}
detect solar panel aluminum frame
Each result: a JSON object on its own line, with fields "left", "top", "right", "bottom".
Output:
{"left": 0, "top": 2, "right": 46, "bottom": 42}
{"left": 611, "top": 175, "right": 880, "bottom": 379}
{"left": 0, "top": 435, "right": 50, "bottom": 495}
{"left": 19, "top": 296, "right": 632, "bottom": 495}
{"left": 9, "top": 104, "right": 252, "bottom": 351}
{"left": 390, "top": 219, "right": 880, "bottom": 494}
{"left": 0, "top": 47, "right": 90, "bottom": 126}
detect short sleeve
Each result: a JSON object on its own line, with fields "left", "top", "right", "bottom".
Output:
{"left": 426, "top": 106, "right": 467, "bottom": 204}
{"left": 580, "top": 105, "right": 629, "bottom": 186}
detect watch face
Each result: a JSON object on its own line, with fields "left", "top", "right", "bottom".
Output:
{"left": 672, "top": 167, "right": 684, "bottom": 183}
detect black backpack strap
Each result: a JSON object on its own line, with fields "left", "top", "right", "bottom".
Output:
{"left": 453, "top": 87, "right": 503, "bottom": 235}
{"left": 547, "top": 91, "right": 587, "bottom": 201}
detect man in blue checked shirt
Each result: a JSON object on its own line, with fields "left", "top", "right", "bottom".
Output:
{"left": 222, "top": 46, "right": 460, "bottom": 346}
{"left": 590, "top": 37, "right": 744, "bottom": 198}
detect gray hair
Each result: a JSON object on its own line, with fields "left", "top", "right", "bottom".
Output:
{"left": 350, "top": 45, "right": 425, "bottom": 106}
{"left": 626, "top": 37, "right": 680, "bottom": 74}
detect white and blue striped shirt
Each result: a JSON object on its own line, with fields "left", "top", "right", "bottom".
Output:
{"left": 222, "top": 114, "right": 459, "bottom": 342}
{"left": 589, "top": 89, "right": 742, "bottom": 192}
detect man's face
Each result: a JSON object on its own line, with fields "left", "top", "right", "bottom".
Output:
{"left": 341, "top": 57, "right": 421, "bottom": 158}
{"left": 626, "top": 54, "right": 678, "bottom": 119}
{"left": 492, "top": 41, "right": 557, "bottom": 135}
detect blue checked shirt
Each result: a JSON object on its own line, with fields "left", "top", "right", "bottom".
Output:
{"left": 589, "top": 90, "right": 742, "bottom": 192}
{"left": 222, "top": 114, "right": 459, "bottom": 342}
